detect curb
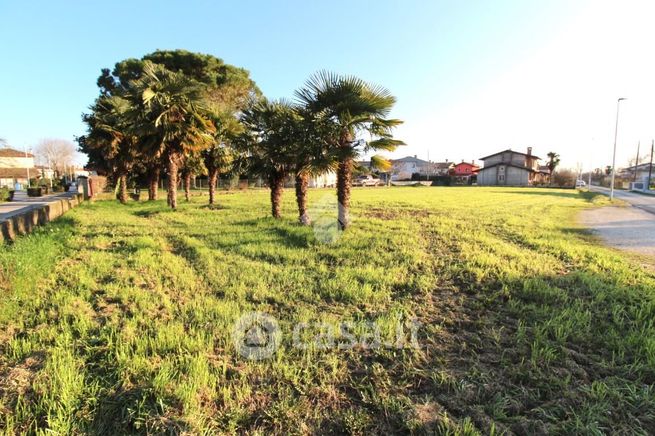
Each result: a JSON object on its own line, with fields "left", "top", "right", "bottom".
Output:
{"left": 0, "top": 193, "right": 83, "bottom": 242}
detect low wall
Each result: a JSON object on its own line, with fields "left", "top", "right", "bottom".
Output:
{"left": 0, "top": 193, "right": 83, "bottom": 242}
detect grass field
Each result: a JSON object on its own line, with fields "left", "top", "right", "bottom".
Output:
{"left": 1, "top": 187, "right": 654, "bottom": 434}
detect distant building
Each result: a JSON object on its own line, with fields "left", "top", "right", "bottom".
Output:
{"left": 618, "top": 162, "right": 654, "bottom": 183}
{"left": 390, "top": 155, "right": 453, "bottom": 180}
{"left": 309, "top": 171, "right": 337, "bottom": 188}
{"left": 477, "top": 147, "right": 549, "bottom": 186}
{"left": 0, "top": 148, "right": 36, "bottom": 188}
{"left": 433, "top": 161, "right": 455, "bottom": 176}
{"left": 452, "top": 161, "right": 480, "bottom": 185}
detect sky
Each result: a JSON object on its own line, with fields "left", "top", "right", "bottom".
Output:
{"left": 1, "top": 0, "right": 654, "bottom": 170}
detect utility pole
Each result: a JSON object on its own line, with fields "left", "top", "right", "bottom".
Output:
{"left": 610, "top": 98, "right": 627, "bottom": 200}
{"left": 634, "top": 141, "right": 640, "bottom": 182}
{"left": 24, "top": 146, "right": 31, "bottom": 189}
{"left": 648, "top": 139, "right": 654, "bottom": 191}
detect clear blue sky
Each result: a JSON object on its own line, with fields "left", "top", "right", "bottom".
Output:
{"left": 2, "top": 0, "right": 652, "bottom": 169}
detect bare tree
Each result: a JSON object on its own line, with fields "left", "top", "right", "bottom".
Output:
{"left": 34, "top": 138, "right": 77, "bottom": 177}
{"left": 0, "top": 137, "right": 6, "bottom": 147}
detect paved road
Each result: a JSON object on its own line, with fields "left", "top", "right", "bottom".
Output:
{"left": 0, "top": 191, "right": 79, "bottom": 221}
{"left": 580, "top": 186, "right": 655, "bottom": 258}
{"left": 589, "top": 185, "right": 655, "bottom": 214}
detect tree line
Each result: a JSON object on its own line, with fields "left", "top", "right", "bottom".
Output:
{"left": 78, "top": 50, "right": 403, "bottom": 230}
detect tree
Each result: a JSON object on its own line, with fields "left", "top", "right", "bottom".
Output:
{"left": 239, "top": 99, "right": 299, "bottom": 219}
{"left": 34, "top": 139, "right": 77, "bottom": 177}
{"left": 0, "top": 138, "right": 6, "bottom": 147}
{"left": 130, "top": 61, "right": 217, "bottom": 209}
{"left": 79, "top": 96, "right": 139, "bottom": 203}
{"left": 546, "top": 152, "right": 560, "bottom": 174}
{"left": 203, "top": 115, "right": 242, "bottom": 206}
{"left": 180, "top": 152, "right": 206, "bottom": 202}
{"left": 605, "top": 165, "right": 613, "bottom": 176}
{"left": 92, "top": 50, "right": 259, "bottom": 203}
{"left": 295, "top": 71, "right": 404, "bottom": 230}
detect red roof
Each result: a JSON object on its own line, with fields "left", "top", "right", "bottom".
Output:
{"left": 0, "top": 148, "right": 34, "bottom": 158}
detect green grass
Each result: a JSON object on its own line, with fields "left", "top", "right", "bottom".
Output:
{"left": 1, "top": 187, "right": 654, "bottom": 434}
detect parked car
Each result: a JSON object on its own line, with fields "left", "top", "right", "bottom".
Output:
{"left": 353, "top": 175, "right": 382, "bottom": 187}
{"left": 575, "top": 179, "right": 587, "bottom": 187}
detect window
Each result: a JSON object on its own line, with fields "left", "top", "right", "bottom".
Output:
{"left": 498, "top": 174, "right": 505, "bottom": 182}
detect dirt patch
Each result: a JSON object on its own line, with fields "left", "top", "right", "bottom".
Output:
{"left": 0, "top": 353, "right": 44, "bottom": 411}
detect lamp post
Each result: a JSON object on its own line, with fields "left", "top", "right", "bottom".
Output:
{"left": 610, "top": 98, "right": 627, "bottom": 201}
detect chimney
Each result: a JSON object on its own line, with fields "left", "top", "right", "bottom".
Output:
{"left": 445, "top": 158, "right": 448, "bottom": 163}
{"left": 527, "top": 147, "right": 532, "bottom": 156}
{"left": 414, "top": 154, "right": 417, "bottom": 159}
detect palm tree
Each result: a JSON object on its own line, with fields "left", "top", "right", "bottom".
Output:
{"left": 130, "top": 62, "right": 216, "bottom": 209}
{"left": 239, "top": 99, "right": 298, "bottom": 219}
{"left": 295, "top": 71, "right": 404, "bottom": 230}
{"left": 203, "top": 144, "right": 235, "bottom": 206}
{"left": 79, "top": 95, "right": 138, "bottom": 204}
{"left": 547, "top": 152, "right": 560, "bottom": 174}
{"left": 180, "top": 152, "right": 205, "bottom": 202}
{"left": 291, "top": 109, "right": 337, "bottom": 225}
{"left": 203, "top": 115, "right": 242, "bottom": 206}
{"left": 547, "top": 152, "right": 561, "bottom": 185}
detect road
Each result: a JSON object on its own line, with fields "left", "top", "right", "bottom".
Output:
{"left": 579, "top": 186, "right": 655, "bottom": 258}
{"left": 589, "top": 185, "right": 655, "bottom": 214}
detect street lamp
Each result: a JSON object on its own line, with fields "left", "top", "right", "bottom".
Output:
{"left": 610, "top": 97, "right": 627, "bottom": 201}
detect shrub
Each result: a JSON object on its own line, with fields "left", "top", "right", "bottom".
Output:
{"left": 0, "top": 187, "right": 14, "bottom": 201}
{"left": 27, "top": 187, "right": 45, "bottom": 197}
{"left": 551, "top": 169, "right": 577, "bottom": 188}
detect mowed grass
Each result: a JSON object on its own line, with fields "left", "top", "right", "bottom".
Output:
{"left": 1, "top": 187, "right": 654, "bottom": 434}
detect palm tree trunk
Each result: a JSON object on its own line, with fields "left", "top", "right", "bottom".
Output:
{"left": 270, "top": 171, "right": 284, "bottom": 219}
{"left": 167, "top": 153, "right": 179, "bottom": 209}
{"left": 336, "top": 157, "right": 353, "bottom": 230}
{"left": 117, "top": 172, "right": 128, "bottom": 204}
{"left": 208, "top": 168, "right": 218, "bottom": 205}
{"left": 148, "top": 167, "right": 160, "bottom": 201}
{"left": 295, "top": 172, "right": 310, "bottom": 225}
{"left": 184, "top": 173, "right": 191, "bottom": 202}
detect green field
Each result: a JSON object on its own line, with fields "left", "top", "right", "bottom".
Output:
{"left": 1, "top": 187, "right": 654, "bottom": 434}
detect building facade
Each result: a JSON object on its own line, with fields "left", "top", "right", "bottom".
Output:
{"left": 477, "top": 148, "right": 548, "bottom": 186}
{"left": 390, "top": 156, "right": 453, "bottom": 180}
{"left": 0, "top": 148, "right": 36, "bottom": 188}
{"left": 452, "top": 161, "right": 480, "bottom": 184}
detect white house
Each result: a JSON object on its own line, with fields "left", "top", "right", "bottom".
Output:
{"left": 390, "top": 156, "right": 453, "bottom": 180}
{"left": 618, "top": 162, "right": 654, "bottom": 184}
{"left": 309, "top": 171, "right": 337, "bottom": 188}
{"left": 477, "top": 147, "right": 549, "bottom": 186}
{"left": 0, "top": 148, "right": 36, "bottom": 188}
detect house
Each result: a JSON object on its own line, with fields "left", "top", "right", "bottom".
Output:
{"left": 309, "top": 171, "right": 337, "bottom": 188}
{"left": 477, "top": 147, "right": 549, "bottom": 186}
{"left": 433, "top": 161, "right": 455, "bottom": 176}
{"left": 391, "top": 156, "right": 453, "bottom": 180}
{"left": 619, "top": 162, "right": 654, "bottom": 184}
{"left": 0, "top": 148, "right": 36, "bottom": 188}
{"left": 452, "top": 161, "right": 480, "bottom": 185}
